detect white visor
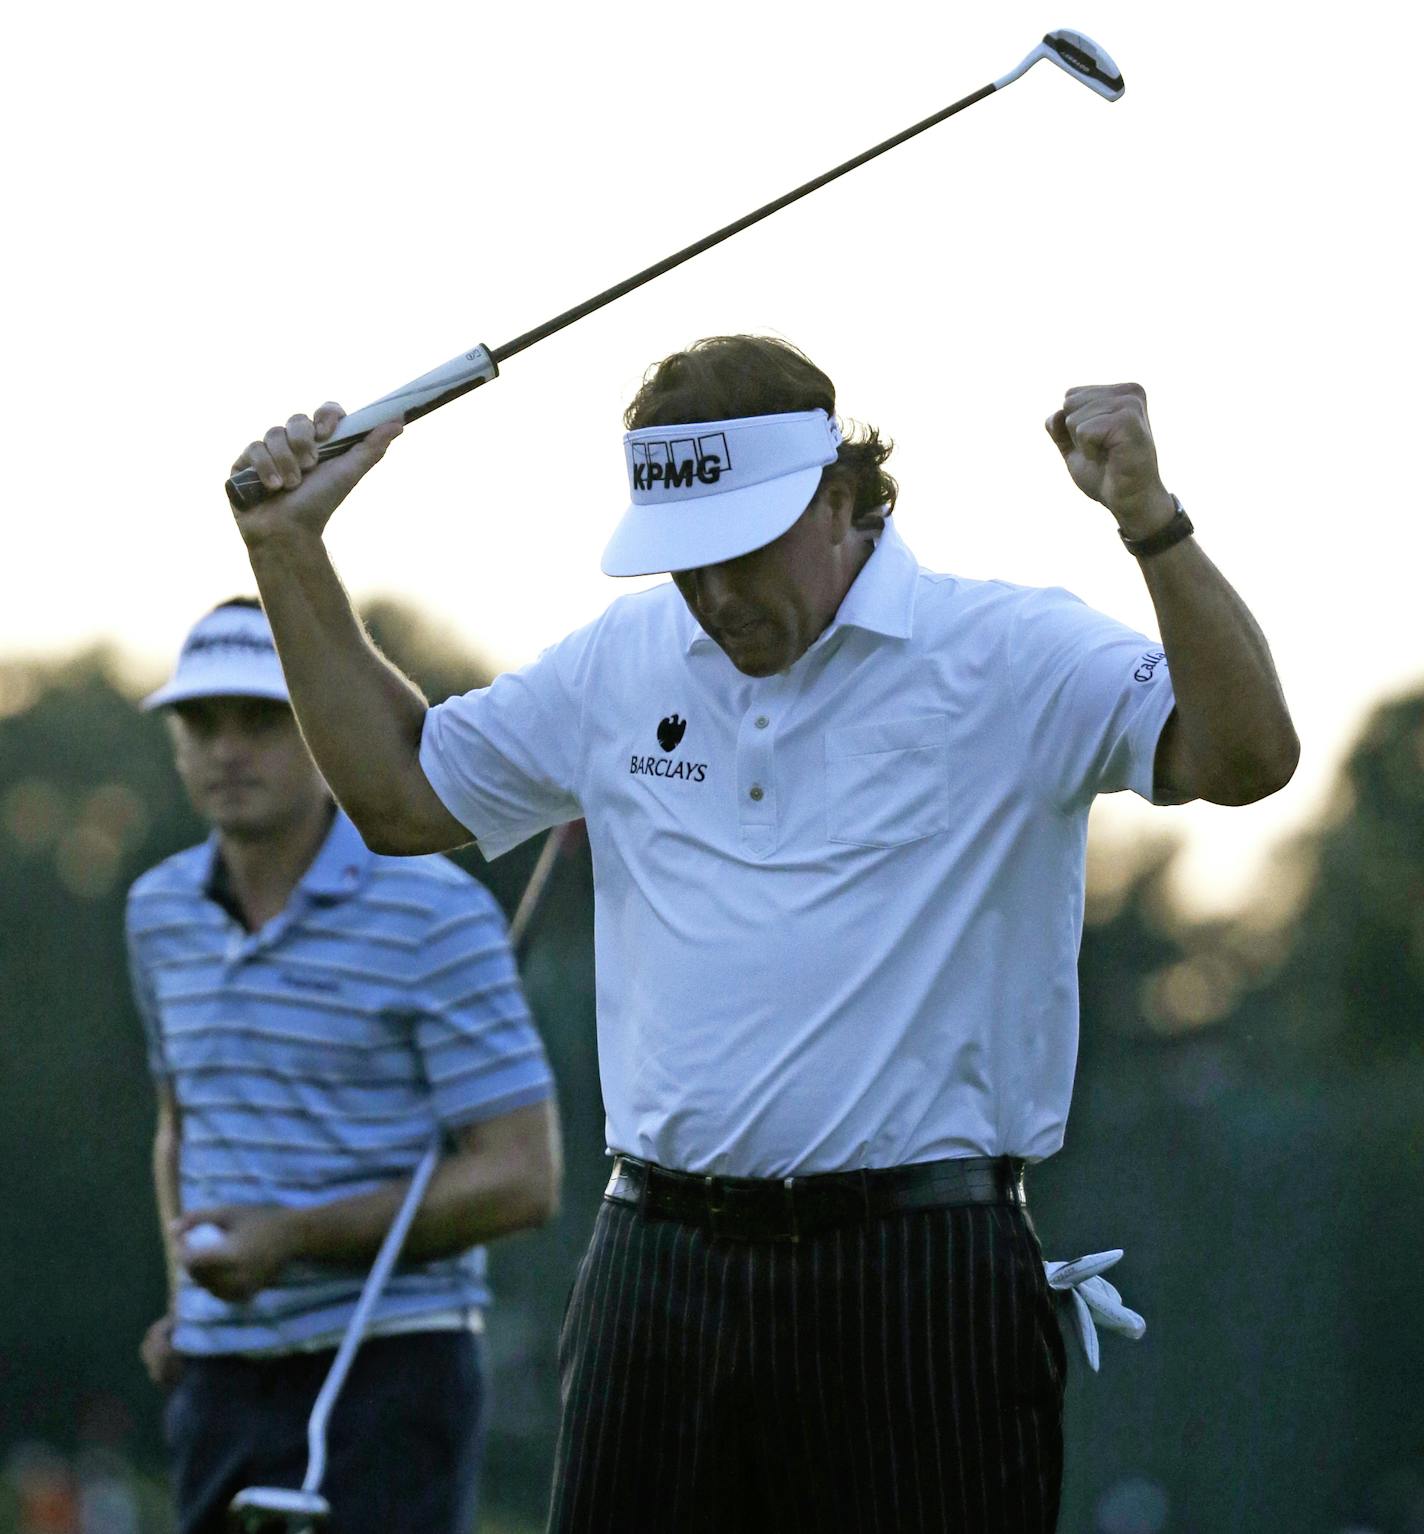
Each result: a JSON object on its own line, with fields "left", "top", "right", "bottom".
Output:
{"left": 142, "top": 604, "right": 289, "bottom": 711}
{"left": 602, "top": 409, "right": 842, "bottom": 576}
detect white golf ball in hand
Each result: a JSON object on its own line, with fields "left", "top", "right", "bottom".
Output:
{"left": 182, "top": 1223, "right": 230, "bottom": 1263}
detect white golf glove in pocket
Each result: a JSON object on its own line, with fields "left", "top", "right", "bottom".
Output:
{"left": 1043, "top": 1249, "right": 1145, "bottom": 1373}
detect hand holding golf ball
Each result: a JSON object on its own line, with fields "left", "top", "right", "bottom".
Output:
{"left": 172, "top": 1207, "right": 298, "bottom": 1301}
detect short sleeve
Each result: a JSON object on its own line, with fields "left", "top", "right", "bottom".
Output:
{"left": 1009, "top": 586, "right": 1177, "bottom": 809}
{"left": 411, "top": 879, "right": 555, "bottom": 1130}
{"left": 419, "top": 619, "right": 598, "bottom": 859}
{"left": 124, "top": 892, "right": 170, "bottom": 1078}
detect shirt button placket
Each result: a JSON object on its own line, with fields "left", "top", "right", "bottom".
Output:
{"left": 739, "top": 697, "right": 778, "bottom": 857}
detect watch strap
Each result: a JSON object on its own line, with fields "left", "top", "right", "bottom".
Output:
{"left": 1120, "top": 497, "right": 1193, "bottom": 558}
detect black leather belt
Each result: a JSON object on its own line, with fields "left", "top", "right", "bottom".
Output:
{"left": 603, "top": 1153, "right": 1028, "bottom": 1242}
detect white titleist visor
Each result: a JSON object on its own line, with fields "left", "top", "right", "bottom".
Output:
{"left": 142, "top": 604, "right": 290, "bottom": 711}
{"left": 602, "top": 409, "right": 842, "bottom": 576}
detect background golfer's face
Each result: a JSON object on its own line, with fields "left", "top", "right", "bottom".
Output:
{"left": 672, "top": 483, "right": 850, "bottom": 677}
{"left": 166, "top": 696, "right": 326, "bottom": 839}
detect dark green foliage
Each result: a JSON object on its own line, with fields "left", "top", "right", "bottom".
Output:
{"left": 1, "top": 650, "right": 206, "bottom": 1457}
{"left": 1265, "top": 692, "right": 1424, "bottom": 1063}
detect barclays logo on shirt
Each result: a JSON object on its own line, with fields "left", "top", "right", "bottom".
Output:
{"left": 631, "top": 713, "right": 707, "bottom": 783}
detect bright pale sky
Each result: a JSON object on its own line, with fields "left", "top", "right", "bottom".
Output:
{"left": 6, "top": 2, "right": 1419, "bottom": 914}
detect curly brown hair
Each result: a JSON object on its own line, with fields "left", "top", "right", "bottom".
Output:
{"left": 624, "top": 335, "right": 896, "bottom": 530}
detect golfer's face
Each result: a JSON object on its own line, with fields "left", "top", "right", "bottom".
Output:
{"left": 673, "top": 490, "right": 842, "bottom": 677}
{"left": 166, "top": 697, "right": 324, "bottom": 838}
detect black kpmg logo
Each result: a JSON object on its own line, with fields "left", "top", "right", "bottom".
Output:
{"left": 631, "top": 432, "right": 731, "bottom": 492}
{"left": 1134, "top": 650, "right": 1166, "bottom": 683}
{"left": 631, "top": 712, "right": 706, "bottom": 783}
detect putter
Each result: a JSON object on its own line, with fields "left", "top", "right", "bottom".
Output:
{"left": 225, "top": 29, "right": 1122, "bottom": 509}
{"left": 225, "top": 823, "right": 579, "bottom": 1532}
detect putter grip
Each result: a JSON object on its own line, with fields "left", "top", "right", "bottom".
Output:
{"left": 223, "top": 343, "right": 499, "bottom": 511}
{"left": 226, "top": 439, "right": 360, "bottom": 509}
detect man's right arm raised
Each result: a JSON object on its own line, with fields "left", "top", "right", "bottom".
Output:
{"left": 231, "top": 403, "right": 471, "bottom": 855}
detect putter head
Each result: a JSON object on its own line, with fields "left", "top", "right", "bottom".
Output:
{"left": 995, "top": 28, "right": 1125, "bottom": 101}
{"left": 1041, "top": 29, "right": 1124, "bottom": 100}
{"left": 228, "top": 1487, "right": 331, "bottom": 1533}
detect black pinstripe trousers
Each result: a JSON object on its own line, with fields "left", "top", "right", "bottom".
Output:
{"left": 547, "top": 1193, "right": 1066, "bottom": 1533}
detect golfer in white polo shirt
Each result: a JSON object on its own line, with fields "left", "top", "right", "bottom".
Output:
{"left": 227, "top": 334, "right": 1297, "bottom": 1533}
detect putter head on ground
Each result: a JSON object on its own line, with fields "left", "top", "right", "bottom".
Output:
{"left": 228, "top": 1486, "right": 331, "bottom": 1532}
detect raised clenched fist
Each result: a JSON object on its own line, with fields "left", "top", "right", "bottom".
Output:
{"left": 1045, "top": 383, "right": 1175, "bottom": 540}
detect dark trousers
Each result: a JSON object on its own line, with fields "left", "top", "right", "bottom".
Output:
{"left": 164, "top": 1329, "right": 486, "bottom": 1534}
{"left": 548, "top": 1197, "right": 1065, "bottom": 1533}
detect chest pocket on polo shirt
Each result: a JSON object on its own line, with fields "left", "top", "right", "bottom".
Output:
{"left": 824, "top": 715, "right": 950, "bottom": 847}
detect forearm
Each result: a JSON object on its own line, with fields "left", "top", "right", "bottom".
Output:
{"left": 153, "top": 1131, "right": 182, "bottom": 1308}
{"left": 1138, "top": 532, "right": 1298, "bottom": 803}
{"left": 245, "top": 526, "right": 433, "bottom": 844}
{"left": 284, "top": 1132, "right": 559, "bottom": 1267}
{"left": 1045, "top": 384, "right": 1297, "bottom": 803}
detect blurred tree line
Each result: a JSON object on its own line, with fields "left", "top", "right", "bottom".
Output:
{"left": 0, "top": 606, "right": 1419, "bottom": 1533}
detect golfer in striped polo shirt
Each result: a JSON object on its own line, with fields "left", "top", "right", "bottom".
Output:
{"left": 227, "top": 334, "right": 1297, "bottom": 1531}
{"left": 128, "top": 598, "right": 560, "bottom": 1534}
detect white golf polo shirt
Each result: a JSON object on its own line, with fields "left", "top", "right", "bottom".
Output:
{"left": 420, "top": 520, "right": 1177, "bottom": 1177}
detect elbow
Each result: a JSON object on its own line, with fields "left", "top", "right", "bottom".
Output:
{"left": 478, "top": 1138, "right": 562, "bottom": 1238}
{"left": 1276, "top": 727, "right": 1302, "bottom": 789}
{"left": 1247, "top": 724, "right": 1301, "bottom": 801}
{"left": 454, "top": 1102, "right": 563, "bottom": 1242}
{"left": 520, "top": 1147, "right": 564, "bottom": 1229}
{"left": 337, "top": 793, "right": 412, "bottom": 854}
{"left": 337, "top": 773, "right": 469, "bottom": 857}
{"left": 513, "top": 1136, "right": 564, "bottom": 1231}
{"left": 358, "top": 818, "right": 426, "bottom": 857}
{"left": 527, "top": 1182, "right": 562, "bottom": 1229}
{"left": 496, "top": 1171, "right": 561, "bottom": 1237}
{"left": 1202, "top": 729, "right": 1301, "bottom": 806}
{"left": 342, "top": 797, "right": 447, "bottom": 857}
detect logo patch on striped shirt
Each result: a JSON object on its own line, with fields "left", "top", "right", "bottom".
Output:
{"left": 279, "top": 971, "right": 341, "bottom": 994}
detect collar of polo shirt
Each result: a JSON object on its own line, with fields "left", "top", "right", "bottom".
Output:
{"left": 679, "top": 517, "right": 920, "bottom": 656}
{"left": 201, "top": 804, "right": 367, "bottom": 916}
{"left": 602, "top": 409, "right": 842, "bottom": 578}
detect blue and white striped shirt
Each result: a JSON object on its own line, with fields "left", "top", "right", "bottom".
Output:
{"left": 125, "top": 808, "right": 554, "bottom": 1355}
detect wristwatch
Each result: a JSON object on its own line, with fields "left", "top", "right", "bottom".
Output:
{"left": 1120, "top": 496, "right": 1193, "bottom": 558}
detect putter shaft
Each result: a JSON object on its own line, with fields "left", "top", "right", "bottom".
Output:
{"left": 224, "top": 30, "right": 1121, "bottom": 510}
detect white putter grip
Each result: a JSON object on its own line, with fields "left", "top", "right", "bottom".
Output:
{"left": 224, "top": 344, "right": 499, "bottom": 510}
